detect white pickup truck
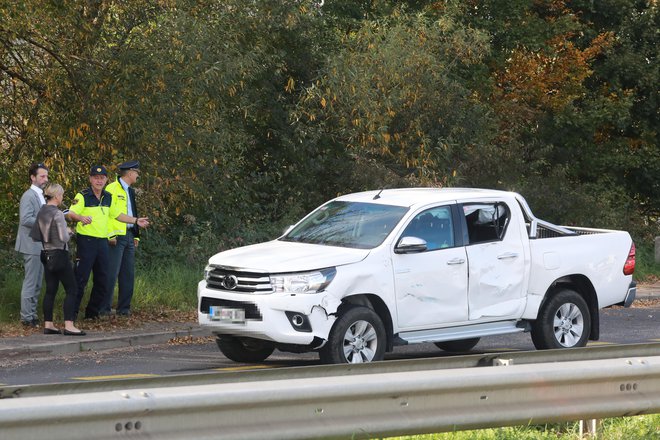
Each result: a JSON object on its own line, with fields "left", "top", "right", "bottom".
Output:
{"left": 198, "top": 188, "right": 636, "bottom": 364}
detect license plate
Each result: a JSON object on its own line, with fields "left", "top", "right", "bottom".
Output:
{"left": 209, "top": 306, "right": 245, "bottom": 323}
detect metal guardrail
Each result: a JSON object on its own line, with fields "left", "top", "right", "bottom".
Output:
{"left": 4, "top": 342, "right": 660, "bottom": 400}
{"left": 1, "top": 344, "right": 659, "bottom": 440}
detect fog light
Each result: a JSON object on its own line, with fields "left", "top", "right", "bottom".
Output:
{"left": 291, "top": 314, "right": 304, "bottom": 327}
{"left": 285, "top": 311, "right": 312, "bottom": 332}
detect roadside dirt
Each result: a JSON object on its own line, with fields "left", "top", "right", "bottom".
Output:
{"left": 0, "top": 307, "right": 197, "bottom": 338}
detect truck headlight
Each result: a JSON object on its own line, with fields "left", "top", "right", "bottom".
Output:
{"left": 270, "top": 267, "right": 336, "bottom": 294}
{"left": 204, "top": 265, "right": 213, "bottom": 282}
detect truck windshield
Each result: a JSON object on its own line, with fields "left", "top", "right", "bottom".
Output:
{"left": 281, "top": 201, "right": 409, "bottom": 249}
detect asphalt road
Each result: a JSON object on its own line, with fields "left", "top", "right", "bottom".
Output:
{"left": 1, "top": 306, "right": 657, "bottom": 386}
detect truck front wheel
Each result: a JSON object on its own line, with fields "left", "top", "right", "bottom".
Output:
{"left": 319, "top": 306, "right": 386, "bottom": 364}
{"left": 531, "top": 289, "right": 591, "bottom": 350}
{"left": 216, "top": 336, "right": 275, "bottom": 363}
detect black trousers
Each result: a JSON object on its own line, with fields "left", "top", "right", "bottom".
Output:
{"left": 42, "top": 252, "right": 77, "bottom": 321}
{"left": 74, "top": 235, "right": 110, "bottom": 319}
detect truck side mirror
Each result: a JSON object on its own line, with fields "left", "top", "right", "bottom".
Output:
{"left": 394, "top": 236, "right": 428, "bottom": 254}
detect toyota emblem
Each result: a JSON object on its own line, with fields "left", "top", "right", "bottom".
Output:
{"left": 222, "top": 275, "right": 239, "bottom": 290}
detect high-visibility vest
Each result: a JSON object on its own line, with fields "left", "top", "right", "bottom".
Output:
{"left": 106, "top": 180, "right": 130, "bottom": 238}
{"left": 68, "top": 188, "right": 120, "bottom": 238}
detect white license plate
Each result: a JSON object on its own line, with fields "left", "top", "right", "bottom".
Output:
{"left": 209, "top": 306, "right": 245, "bottom": 323}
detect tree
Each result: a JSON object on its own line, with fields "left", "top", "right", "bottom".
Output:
{"left": 0, "top": 0, "right": 172, "bottom": 240}
{"left": 1, "top": 0, "right": 340, "bottom": 253}
{"left": 297, "top": 12, "right": 493, "bottom": 189}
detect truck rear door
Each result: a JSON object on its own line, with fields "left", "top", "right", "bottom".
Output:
{"left": 460, "top": 201, "right": 527, "bottom": 320}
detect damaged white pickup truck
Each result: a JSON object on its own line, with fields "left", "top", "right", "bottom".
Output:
{"left": 198, "top": 188, "right": 637, "bottom": 364}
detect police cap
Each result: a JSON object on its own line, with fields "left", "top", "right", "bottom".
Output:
{"left": 90, "top": 165, "right": 108, "bottom": 176}
{"left": 118, "top": 160, "right": 140, "bottom": 171}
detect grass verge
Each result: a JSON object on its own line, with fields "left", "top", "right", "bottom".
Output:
{"left": 634, "top": 242, "right": 660, "bottom": 282}
{"left": 384, "top": 414, "right": 659, "bottom": 439}
{"left": 0, "top": 259, "right": 201, "bottom": 323}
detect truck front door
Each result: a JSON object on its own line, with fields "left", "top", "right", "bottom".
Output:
{"left": 392, "top": 205, "right": 469, "bottom": 329}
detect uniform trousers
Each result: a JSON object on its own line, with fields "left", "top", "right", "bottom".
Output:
{"left": 104, "top": 228, "right": 136, "bottom": 315}
{"left": 20, "top": 253, "right": 44, "bottom": 322}
{"left": 74, "top": 235, "right": 109, "bottom": 319}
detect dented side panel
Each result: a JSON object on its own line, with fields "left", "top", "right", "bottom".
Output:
{"left": 463, "top": 199, "right": 529, "bottom": 321}
{"left": 392, "top": 247, "right": 469, "bottom": 329}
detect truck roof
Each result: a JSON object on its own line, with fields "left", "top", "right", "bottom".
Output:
{"left": 334, "top": 188, "right": 518, "bottom": 208}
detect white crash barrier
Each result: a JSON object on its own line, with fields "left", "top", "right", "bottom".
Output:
{"left": 1, "top": 356, "right": 659, "bottom": 440}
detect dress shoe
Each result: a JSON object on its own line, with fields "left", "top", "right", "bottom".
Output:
{"left": 44, "top": 328, "right": 61, "bottom": 335}
{"left": 63, "top": 329, "right": 86, "bottom": 336}
{"left": 21, "top": 318, "right": 39, "bottom": 328}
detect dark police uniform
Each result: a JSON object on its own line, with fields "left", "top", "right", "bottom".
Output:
{"left": 103, "top": 160, "right": 141, "bottom": 316}
{"left": 69, "top": 166, "right": 121, "bottom": 319}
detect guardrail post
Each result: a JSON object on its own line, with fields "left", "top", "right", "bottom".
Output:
{"left": 579, "top": 419, "right": 600, "bottom": 438}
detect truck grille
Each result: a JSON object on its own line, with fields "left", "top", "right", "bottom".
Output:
{"left": 206, "top": 266, "right": 272, "bottom": 294}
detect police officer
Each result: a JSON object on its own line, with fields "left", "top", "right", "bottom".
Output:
{"left": 102, "top": 160, "right": 145, "bottom": 317}
{"left": 66, "top": 165, "right": 149, "bottom": 320}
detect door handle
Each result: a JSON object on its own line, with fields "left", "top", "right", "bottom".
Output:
{"left": 497, "top": 252, "right": 519, "bottom": 260}
{"left": 447, "top": 258, "right": 466, "bottom": 265}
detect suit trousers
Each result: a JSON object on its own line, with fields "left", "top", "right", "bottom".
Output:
{"left": 20, "top": 253, "right": 44, "bottom": 322}
{"left": 74, "top": 235, "right": 109, "bottom": 320}
{"left": 104, "top": 230, "right": 136, "bottom": 315}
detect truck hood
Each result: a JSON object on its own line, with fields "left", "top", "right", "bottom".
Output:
{"left": 207, "top": 240, "right": 371, "bottom": 273}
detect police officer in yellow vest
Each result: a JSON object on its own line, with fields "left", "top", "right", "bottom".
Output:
{"left": 102, "top": 160, "right": 144, "bottom": 316}
{"left": 66, "top": 165, "right": 149, "bottom": 320}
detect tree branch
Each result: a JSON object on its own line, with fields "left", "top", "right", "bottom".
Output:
{"left": 24, "top": 36, "right": 83, "bottom": 99}
{"left": 0, "top": 60, "right": 45, "bottom": 93}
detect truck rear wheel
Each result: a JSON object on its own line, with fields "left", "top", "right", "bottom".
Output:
{"left": 319, "top": 305, "right": 386, "bottom": 364}
{"left": 434, "top": 337, "right": 480, "bottom": 352}
{"left": 531, "top": 289, "right": 591, "bottom": 350}
{"left": 216, "top": 336, "right": 275, "bottom": 363}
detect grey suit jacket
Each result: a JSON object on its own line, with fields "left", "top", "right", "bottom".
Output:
{"left": 15, "top": 188, "right": 44, "bottom": 255}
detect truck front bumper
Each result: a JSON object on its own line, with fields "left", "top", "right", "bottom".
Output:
{"left": 197, "top": 281, "right": 337, "bottom": 346}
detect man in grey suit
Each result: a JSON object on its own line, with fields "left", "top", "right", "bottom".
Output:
{"left": 15, "top": 162, "right": 49, "bottom": 326}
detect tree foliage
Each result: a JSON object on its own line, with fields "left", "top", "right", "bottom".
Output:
{"left": 1, "top": 0, "right": 657, "bottom": 260}
{"left": 297, "top": 12, "right": 493, "bottom": 187}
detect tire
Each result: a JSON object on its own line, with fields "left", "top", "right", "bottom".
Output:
{"left": 216, "top": 336, "right": 275, "bottom": 363}
{"left": 434, "top": 337, "right": 480, "bottom": 352}
{"left": 319, "top": 305, "right": 386, "bottom": 364}
{"left": 531, "top": 289, "right": 591, "bottom": 350}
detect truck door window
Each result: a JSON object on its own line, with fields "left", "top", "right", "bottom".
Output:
{"left": 463, "top": 203, "right": 510, "bottom": 244}
{"left": 399, "top": 206, "right": 454, "bottom": 251}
